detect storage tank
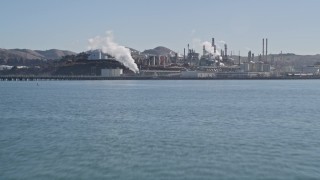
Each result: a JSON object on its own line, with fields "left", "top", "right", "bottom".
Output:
{"left": 242, "top": 63, "right": 250, "bottom": 72}
{"left": 256, "top": 63, "right": 264, "bottom": 72}
{"left": 263, "top": 64, "right": 271, "bottom": 72}
{"left": 249, "top": 63, "right": 256, "bottom": 72}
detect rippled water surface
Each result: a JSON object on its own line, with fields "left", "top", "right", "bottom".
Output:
{"left": 1, "top": 80, "right": 320, "bottom": 179}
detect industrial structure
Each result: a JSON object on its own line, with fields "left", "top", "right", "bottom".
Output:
{"left": 88, "top": 50, "right": 114, "bottom": 60}
{"left": 2, "top": 34, "right": 320, "bottom": 79}
{"left": 101, "top": 69, "right": 123, "bottom": 77}
{"left": 80, "top": 36, "right": 320, "bottom": 79}
{"left": 84, "top": 37, "right": 274, "bottom": 78}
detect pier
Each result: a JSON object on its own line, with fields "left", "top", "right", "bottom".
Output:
{"left": 1, "top": 75, "right": 320, "bottom": 81}
{"left": 0, "top": 75, "right": 158, "bottom": 81}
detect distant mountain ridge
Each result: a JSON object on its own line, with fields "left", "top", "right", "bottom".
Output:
{"left": 0, "top": 48, "right": 76, "bottom": 60}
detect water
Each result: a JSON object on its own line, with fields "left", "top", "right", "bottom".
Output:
{"left": 1, "top": 80, "right": 320, "bottom": 179}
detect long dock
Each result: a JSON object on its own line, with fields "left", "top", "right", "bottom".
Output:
{"left": 1, "top": 75, "right": 320, "bottom": 81}
{"left": 0, "top": 75, "right": 159, "bottom": 81}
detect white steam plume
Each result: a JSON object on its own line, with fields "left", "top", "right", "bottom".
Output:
{"left": 190, "top": 37, "right": 226, "bottom": 66}
{"left": 88, "top": 31, "right": 139, "bottom": 73}
{"left": 191, "top": 38, "right": 221, "bottom": 58}
{"left": 202, "top": 41, "right": 221, "bottom": 57}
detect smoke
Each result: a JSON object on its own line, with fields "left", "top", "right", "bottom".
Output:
{"left": 202, "top": 41, "right": 221, "bottom": 57}
{"left": 88, "top": 31, "right": 139, "bottom": 73}
{"left": 191, "top": 38, "right": 221, "bottom": 58}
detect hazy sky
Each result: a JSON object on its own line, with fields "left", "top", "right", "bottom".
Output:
{"left": 1, "top": 0, "right": 320, "bottom": 55}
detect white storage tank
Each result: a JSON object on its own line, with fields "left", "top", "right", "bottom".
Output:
{"left": 241, "top": 63, "right": 250, "bottom": 72}
{"left": 101, "top": 69, "right": 123, "bottom": 77}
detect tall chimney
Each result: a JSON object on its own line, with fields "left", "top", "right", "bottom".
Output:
{"left": 238, "top": 51, "right": 241, "bottom": 65}
{"left": 224, "top": 44, "right": 227, "bottom": 58}
{"left": 203, "top": 45, "right": 206, "bottom": 56}
{"left": 187, "top": 44, "right": 190, "bottom": 54}
{"left": 262, "top": 38, "right": 265, "bottom": 60}
{"left": 266, "top": 38, "right": 268, "bottom": 62}
{"left": 184, "top": 48, "right": 186, "bottom": 60}
{"left": 212, "top": 38, "right": 217, "bottom": 54}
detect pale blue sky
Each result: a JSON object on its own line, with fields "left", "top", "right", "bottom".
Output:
{"left": 1, "top": 0, "right": 320, "bottom": 55}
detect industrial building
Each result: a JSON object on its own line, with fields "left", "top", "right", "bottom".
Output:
{"left": 88, "top": 36, "right": 276, "bottom": 79}
{"left": 198, "top": 38, "right": 234, "bottom": 67}
{"left": 185, "top": 44, "right": 200, "bottom": 66}
{"left": 302, "top": 66, "right": 320, "bottom": 75}
{"left": 181, "top": 71, "right": 215, "bottom": 78}
{"left": 134, "top": 37, "right": 273, "bottom": 78}
{"left": 101, "top": 69, "right": 123, "bottom": 77}
{"left": 88, "top": 50, "right": 114, "bottom": 60}
{"left": 216, "top": 72, "right": 270, "bottom": 78}
{"left": 138, "top": 55, "right": 171, "bottom": 67}
{"left": 240, "top": 62, "right": 271, "bottom": 73}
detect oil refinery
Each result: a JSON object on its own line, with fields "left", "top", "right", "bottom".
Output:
{"left": 89, "top": 37, "right": 275, "bottom": 79}
{"left": 1, "top": 37, "right": 320, "bottom": 80}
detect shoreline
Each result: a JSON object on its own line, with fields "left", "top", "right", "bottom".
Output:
{"left": 1, "top": 75, "right": 320, "bottom": 81}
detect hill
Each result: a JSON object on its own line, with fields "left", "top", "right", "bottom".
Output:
{"left": 0, "top": 48, "right": 76, "bottom": 61}
{"left": 35, "top": 49, "right": 76, "bottom": 60}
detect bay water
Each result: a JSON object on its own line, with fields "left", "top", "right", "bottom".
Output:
{"left": 1, "top": 80, "right": 320, "bottom": 179}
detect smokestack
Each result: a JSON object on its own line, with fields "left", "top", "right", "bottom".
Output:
{"left": 259, "top": 54, "right": 262, "bottom": 61}
{"left": 184, "top": 48, "right": 186, "bottom": 60}
{"left": 224, "top": 44, "right": 227, "bottom": 58}
{"left": 262, "top": 38, "right": 265, "bottom": 60}
{"left": 212, "top": 38, "right": 217, "bottom": 54}
{"left": 187, "top": 44, "right": 190, "bottom": 54}
{"left": 266, "top": 38, "right": 268, "bottom": 62}
{"left": 203, "top": 45, "right": 206, "bottom": 56}
{"left": 238, "top": 51, "right": 241, "bottom": 65}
